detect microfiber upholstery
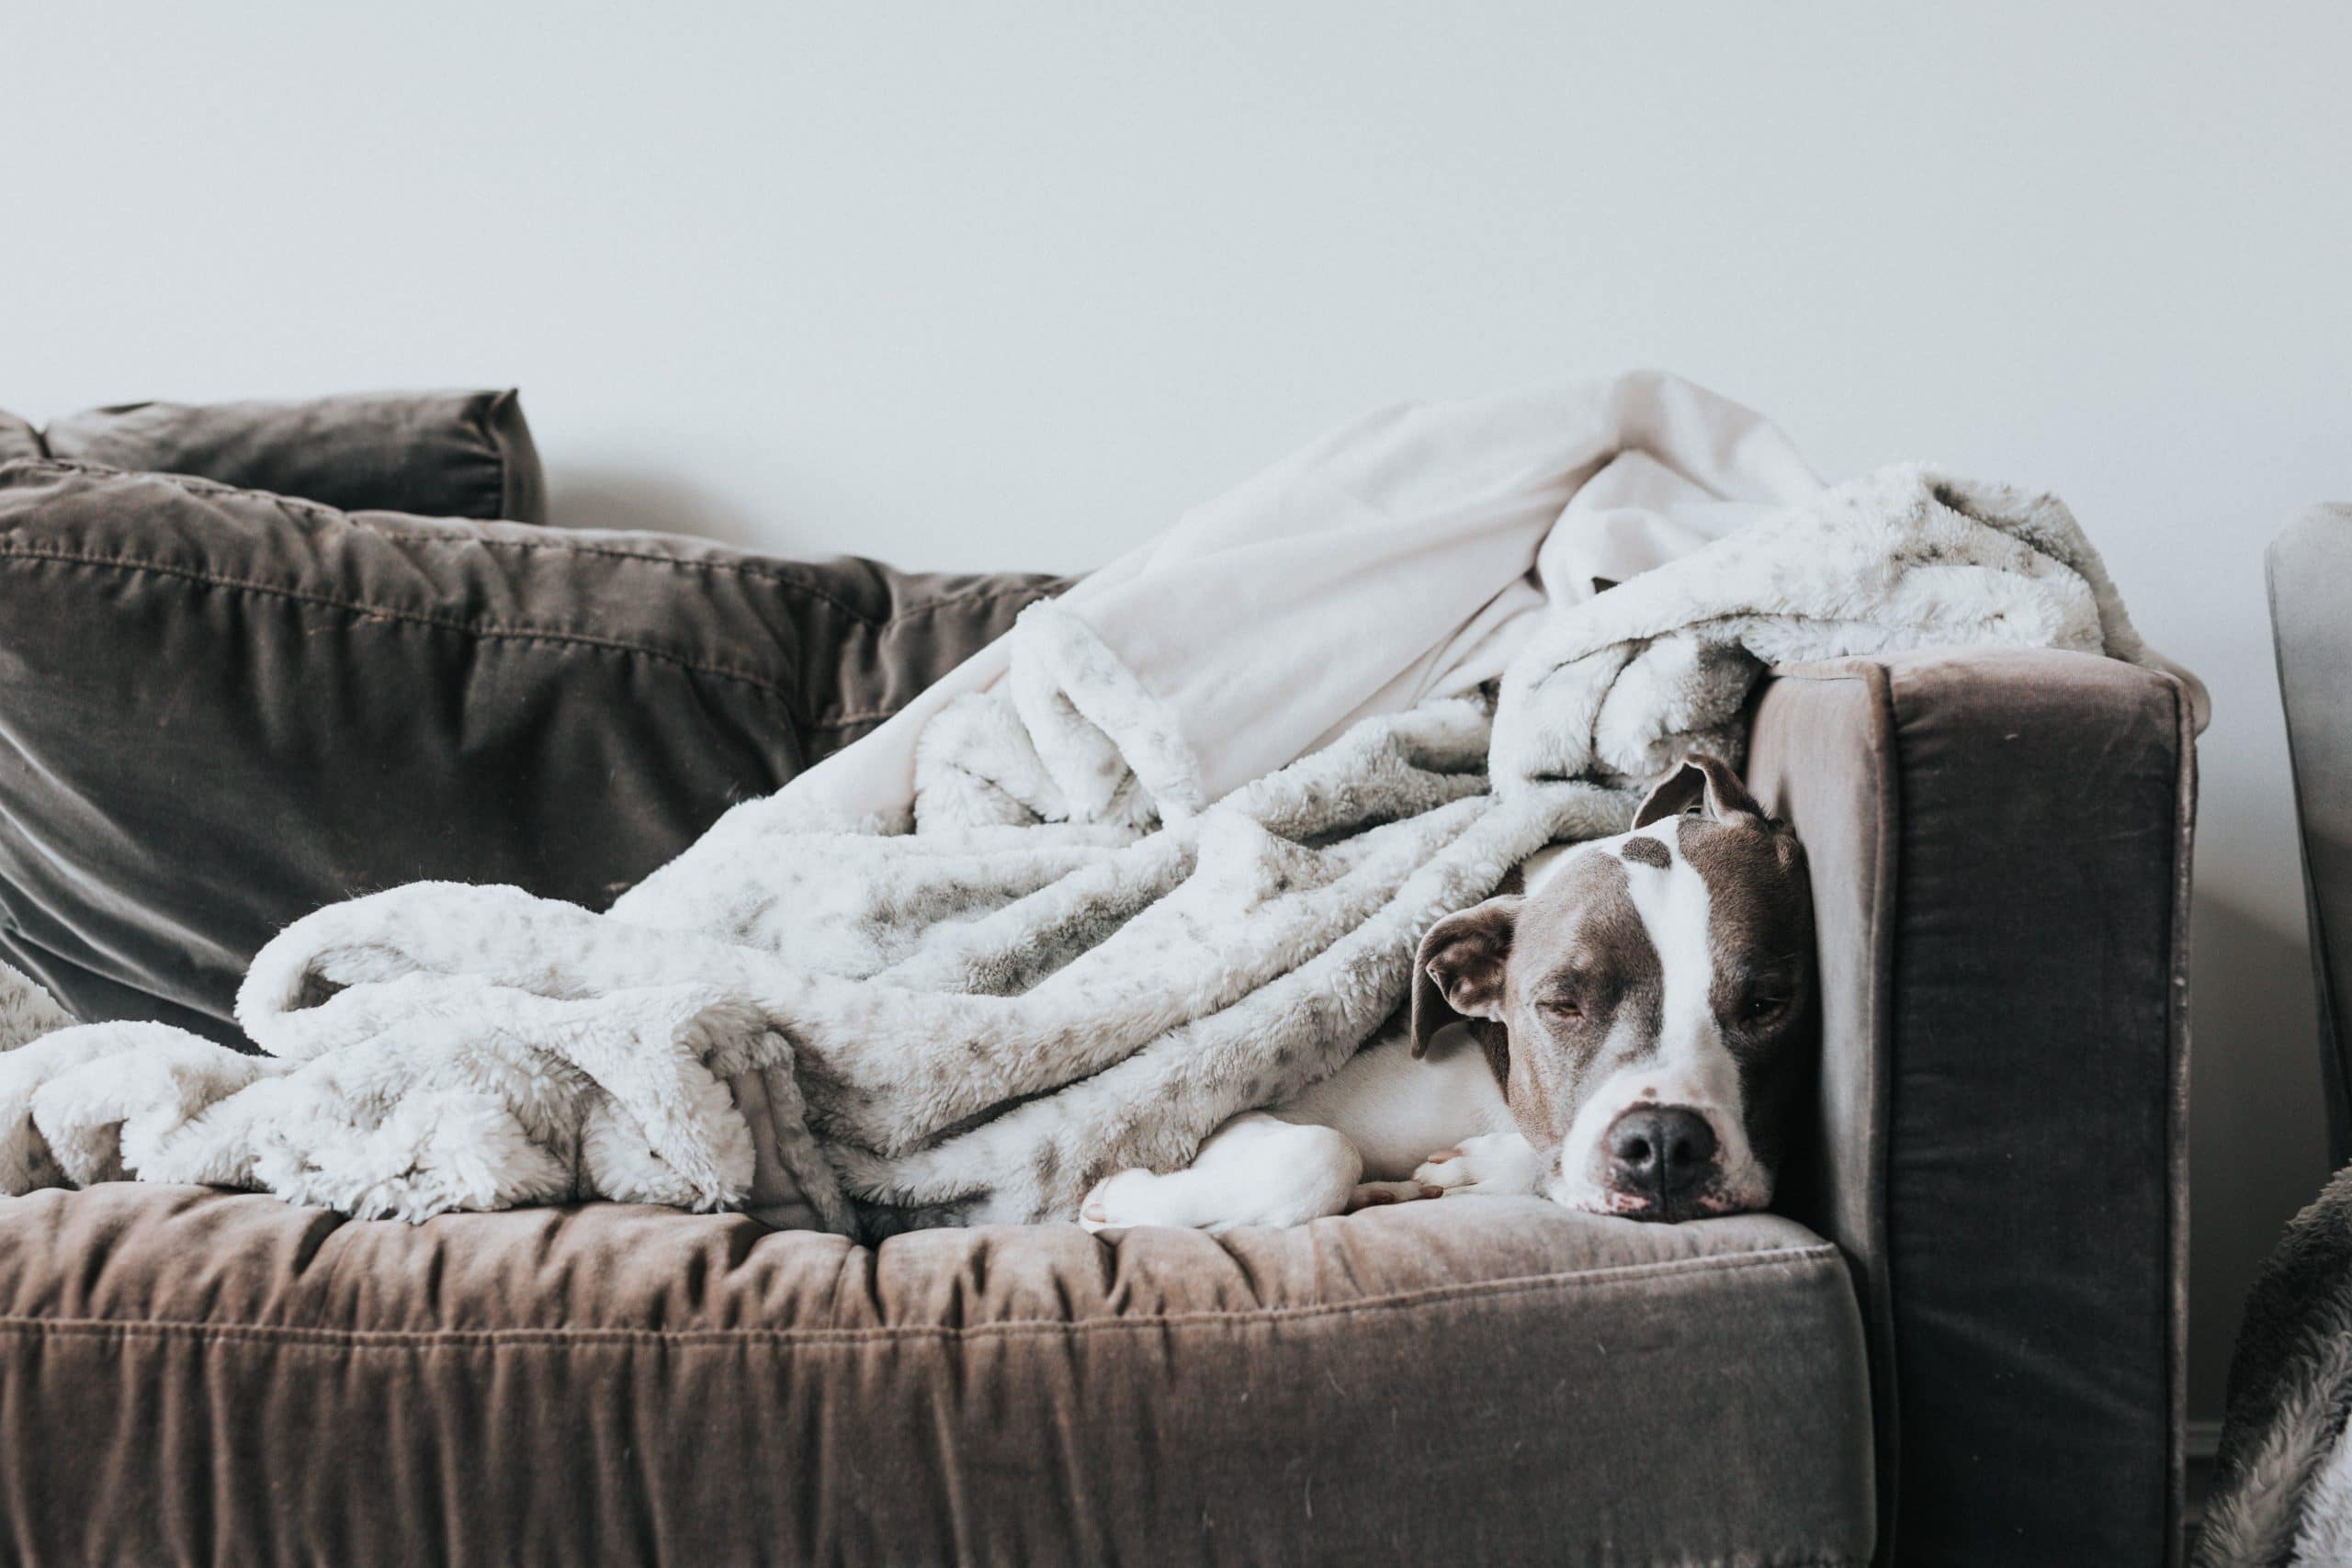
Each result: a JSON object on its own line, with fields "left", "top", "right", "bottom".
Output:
{"left": 0, "top": 1186, "right": 1873, "bottom": 1568}
{"left": 0, "top": 410, "right": 40, "bottom": 464}
{"left": 0, "top": 457, "right": 1064, "bottom": 1040}
{"left": 37, "top": 388, "right": 550, "bottom": 522}
{"left": 1747, "top": 649, "right": 2193, "bottom": 1567}
{"left": 2269, "top": 504, "right": 2352, "bottom": 1163}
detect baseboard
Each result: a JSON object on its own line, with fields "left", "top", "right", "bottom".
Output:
{"left": 2188, "top": 1417, "right": 2224, "bottom": 1540}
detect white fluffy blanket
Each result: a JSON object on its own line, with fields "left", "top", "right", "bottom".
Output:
{"left": 0, "top": 373, "right": 2183, "bottom": 1235}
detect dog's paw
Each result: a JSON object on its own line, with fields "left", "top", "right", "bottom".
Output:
{"left": 1346, "top": 1179, "right": 1440, "bottom": 1212}
{"left": 1412, "top": 1133, "right": 1545, "bottom": 1198}
{"left": 1080, "top": 1168, "right": 1165, "bottom": 1233}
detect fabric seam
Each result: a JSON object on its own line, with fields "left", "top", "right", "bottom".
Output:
{"left": 0, "top": 1243, "right": 1843, "bottom": 1349}
{"left": 2163, "top": 663, "right": 2198, "bottom": 1567}
{"left": 3, "top": 457, "right": 1060, "bottom": 626}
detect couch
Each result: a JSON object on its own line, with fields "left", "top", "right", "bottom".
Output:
{"left": 2270, "top": 504, "right": 2352, "bottom": 1166}
{"left": 2181, "top": 506, "right": 2352, "bottom": 1560}
{"left": 0, "top": 392, "right": 2196, "bottom": 1565}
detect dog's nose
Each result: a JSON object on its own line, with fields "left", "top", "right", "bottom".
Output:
{"left": 1604, "top": 1106, "right": 1719, "bottom": 1201}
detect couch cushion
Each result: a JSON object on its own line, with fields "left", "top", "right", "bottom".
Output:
{"left": 0, "top": 458, "right": 1065, "bottom": 1038}
{"left": 0, "top": 409, "right": 40, "bottom": 462}
{"left": 38, "top": 388, "right": 548, "bottom": 522}
{"left": 0, "top": 1186, "right": 1871, "bottom": 1567}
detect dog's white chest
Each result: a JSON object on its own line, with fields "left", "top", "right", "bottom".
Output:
{"left": 1271, "top": 1024, "right": 1512, "bottom": 1180}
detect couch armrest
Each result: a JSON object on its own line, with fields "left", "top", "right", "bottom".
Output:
{"left": 1745, "top": 648, "right": 2194, "bottom": 1568}
{"left": 2268, "top": 504, "right": 2352, "bottom": 1165}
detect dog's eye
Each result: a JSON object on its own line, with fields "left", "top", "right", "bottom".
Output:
{"left": 1538, "top": 997, "right": 1583, "bottom": 1020}
{"left": 1744, "top": 993, "right": 1792, "bottom": 1021}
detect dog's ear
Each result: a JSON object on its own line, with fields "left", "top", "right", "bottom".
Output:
{"left": 1410, "top": 896, "right": 1521, "bottom": 1057}
{"left": 1633, "top": 753, "right": 1765, "bottom": 828}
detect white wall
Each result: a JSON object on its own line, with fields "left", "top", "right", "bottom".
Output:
{"left": 6, "top": 1, "right": 2347, "bottom": 1418}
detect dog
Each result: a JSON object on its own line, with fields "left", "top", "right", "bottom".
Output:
{"left": 1079, "top": 754, "right": 1814, "bottom": 1232}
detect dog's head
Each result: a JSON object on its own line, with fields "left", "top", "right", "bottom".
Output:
{"left": 1411, "top": 755, "right": 1814, "bottom": 1221}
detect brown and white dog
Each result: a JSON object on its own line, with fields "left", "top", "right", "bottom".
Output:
{"left": 1080, "top": 755, "right": 1814, "bottom": 1232}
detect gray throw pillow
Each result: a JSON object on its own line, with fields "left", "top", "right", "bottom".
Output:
{"left": 35, "top": 388, "right": 548, "bottom": 522}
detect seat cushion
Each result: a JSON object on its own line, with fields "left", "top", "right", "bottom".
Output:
{"left": 0, "top": 1186, "right": 1871, "bottom": 1567}
{"left": 36, "top": 389, "right": 549, "bottom": 522}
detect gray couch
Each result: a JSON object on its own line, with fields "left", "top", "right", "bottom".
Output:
{"left": 0, "top": 394, "right": 2197, "bottom": 1565}
{"left": 2186, "top": 506, "right": 2352, "bottom": 1559}
{"left": 2272, "top": 505, "right": 2352, "bottom": 1163}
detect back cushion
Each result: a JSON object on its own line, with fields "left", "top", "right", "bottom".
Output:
{"left": 37, "top": 388, "right": 547, "bottom": 522}
{"left": 0, "top": 457, "right": 1060, "bottom": 1038}
{"left": 0, "top": 410, "right": 40, "bottom": 463}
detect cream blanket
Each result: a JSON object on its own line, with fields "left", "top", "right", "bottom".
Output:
{"left": 0, "top": 373, "right": 2185, "bottom": 1235}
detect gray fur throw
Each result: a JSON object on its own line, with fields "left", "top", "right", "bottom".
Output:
{"left": 0, "top": 377, "right": 2182, "bottom": 1235}
{"left": 2201, "top": 1164, "right": 2352, "bottom": 1564}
